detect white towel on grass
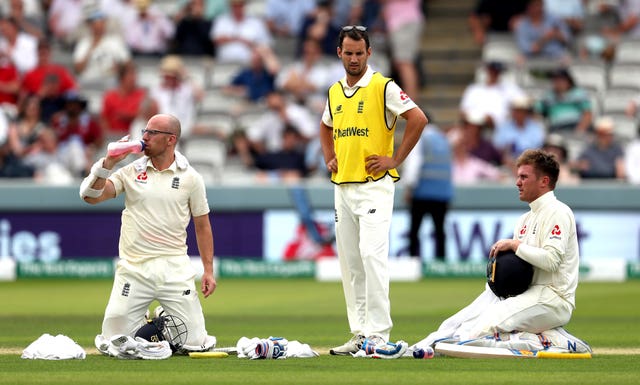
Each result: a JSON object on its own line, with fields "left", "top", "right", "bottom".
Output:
{"left": 22, "top": 333, "right": 86, "bottom": 360}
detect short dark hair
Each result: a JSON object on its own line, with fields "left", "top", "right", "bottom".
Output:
{"left": 516, "top": 149, "right": 560, "bottom": 189}
{"left": 338, "top": 26, "right": 370, "bottom": 50}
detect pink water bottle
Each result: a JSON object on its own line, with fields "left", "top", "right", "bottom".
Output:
{"left": 107, "top": 140, "right": 146, "bottom": 157}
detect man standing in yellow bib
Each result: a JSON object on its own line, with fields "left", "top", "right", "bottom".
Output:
{"left": 320, "top": 25, "right": 428, "bottom": 355}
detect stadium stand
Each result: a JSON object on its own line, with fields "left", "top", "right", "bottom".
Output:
{"left": 3, "top": 0, "right": 640, "bottom": 185}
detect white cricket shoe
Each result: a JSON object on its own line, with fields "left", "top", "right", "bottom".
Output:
{"left": 95, "top": 334, "right": 110, "bottom": 356}
{"left": 330, "top": 334, "right": 365, "bottom": 355}
{"left": 540, "top": 327, "right": 592, "bottom": 353}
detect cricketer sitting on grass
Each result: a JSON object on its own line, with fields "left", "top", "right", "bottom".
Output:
{"left": 411, "top": 149, "right": 592, "bottom": 355}
{"left": 79, "top": 114, "right": 217, "bottom": 357}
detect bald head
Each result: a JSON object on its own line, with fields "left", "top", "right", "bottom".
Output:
{"left": 149, "top": 113, "right": 181, "bottom": 139}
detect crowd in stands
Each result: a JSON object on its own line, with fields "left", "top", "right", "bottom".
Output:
{"left": 0, "top": 0, "right": 412, "bottom": 184}
{"left": 0, "top": 0, "right": 638, "bottom": 186}
{"left": 460, "top": 0, "right": 640, "bottom": 185}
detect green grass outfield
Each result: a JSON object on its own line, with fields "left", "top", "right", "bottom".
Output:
{"left": 1, "top": 278, "right": 639, "bottom": 385}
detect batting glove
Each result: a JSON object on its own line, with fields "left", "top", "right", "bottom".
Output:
{"left": 371, "top": 341, "right": 409, "bottom": 359}
{"left": 253, "top": 337, "right": 288, "bottom": 359}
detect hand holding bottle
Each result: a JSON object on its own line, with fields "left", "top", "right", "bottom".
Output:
{"left": 107, "top": 135, "right": 146, "bottom": 157}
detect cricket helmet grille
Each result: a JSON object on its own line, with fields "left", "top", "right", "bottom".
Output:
{"left": 135, "top": 314, "right": 188, "bottom": 352}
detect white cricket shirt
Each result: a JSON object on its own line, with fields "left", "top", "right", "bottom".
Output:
{"left": 109, "top": 151, "right": 210, "bottom": 262}
{"left": 515, "top": 191, "right": 579, "bottom": 307}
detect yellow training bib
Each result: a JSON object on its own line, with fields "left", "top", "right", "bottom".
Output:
{"left": 328, "top": 72, "right": 398, "bottom": 184}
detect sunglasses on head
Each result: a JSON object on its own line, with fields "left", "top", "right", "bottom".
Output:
{"left": 342, "top": 25, "right": 367, "bottom": 32}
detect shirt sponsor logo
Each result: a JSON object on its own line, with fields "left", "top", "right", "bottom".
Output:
{"left": 519, "top": 225, "right": 527, "bottom": 235}
{"left": 333, "top": 126, "right": 370, "bottom": 140}
{"left": 136, "top": 171, "right": 148, "bottom": 184}
{"left": 550, "top": 224, "right": 562, "bottom": 240}
{"left": 399, "top": 90, "right": 411, "bottom": 103}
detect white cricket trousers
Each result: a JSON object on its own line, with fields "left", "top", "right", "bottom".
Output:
{"left": 415, "top": 283, "right": 573, "bottom": 347}
{"left": 101, "top": 255, "right": 208, "bottom": 347}
{"left": 334, "top": 175, "right": 395, "bottom": 340}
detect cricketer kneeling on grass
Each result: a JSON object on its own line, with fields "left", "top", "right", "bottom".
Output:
{"left": 80, "top": 114, "right": 217, "bottom": 358}
{"left": 411, "top": 149, "right": 592, "bottom": 357}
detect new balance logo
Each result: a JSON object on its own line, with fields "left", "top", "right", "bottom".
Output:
{"left": 121, "top": 283, "right": 130, "bottom": 297}
{"left": 368, "top": 209, "right": 376, "bottom": 214}
{"left": 182, "top": 289, "right": 191, "bottom": 296}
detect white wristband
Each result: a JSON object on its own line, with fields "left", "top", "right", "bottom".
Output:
{"left": 91, "top": 158, "right": 112, "bottom": 179}
{"left": 80, "top": 173, "right": 103, "bottom": 199}
{"left": 83, "top": 187, "right": 104, "bottom": 198}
